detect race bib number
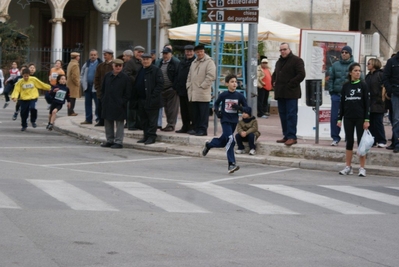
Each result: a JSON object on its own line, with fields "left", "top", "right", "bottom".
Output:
{"left": 224, "top": 99, "right": 238, "bottom": 113}
{"left": 54, "top": 90, "right": 66, "bottom": 101}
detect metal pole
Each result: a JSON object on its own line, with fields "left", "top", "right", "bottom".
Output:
{"left": 214, "top": 23, "right": 220, "bottom": 136}
{"left": 247, "top": 23, "right": 258, "bottom": 112}
{"left": 315, "top": 85, "right": 320, "bottom": 144}
{"left": 147, "top": 19, "right": 152, "bottom": 53}
{"left": 155, "top": 0, "right": 160, "bottom": 56}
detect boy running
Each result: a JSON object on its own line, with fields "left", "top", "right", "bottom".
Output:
{"left": 47, "top": 74, "right": 71, "bottom": 131}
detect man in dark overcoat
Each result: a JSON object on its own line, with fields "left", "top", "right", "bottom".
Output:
{"left": 100, "top": 59, "right": 132, "bottom": 149}
{"left": 272, "top": 42, "right": 305, "bottom": 146}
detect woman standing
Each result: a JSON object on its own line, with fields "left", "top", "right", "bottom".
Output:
{"left": 256, "top": 58, "right": 272, "bottom": 118}
{"left": 365, "top": 58, "right": 386, "bottom": 147}
{"left": 337, "top": 63, "right": 370, "bottom": 177}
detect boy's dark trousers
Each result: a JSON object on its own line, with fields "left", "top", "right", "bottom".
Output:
{"left": 208, "top": 122, "right": 237, "bottom": 164}
{"left": 20, "top": 99, "right": 38, "bottom": 128}
{"left": 235, "top": 132, "right": 257, "bottom": 150}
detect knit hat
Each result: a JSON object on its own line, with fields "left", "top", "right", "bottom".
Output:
{"left": 341, "top": 46, "right": 352, "bottom": 55}
{"left": 242, "top": 106, "right": 252, "bottom": 116}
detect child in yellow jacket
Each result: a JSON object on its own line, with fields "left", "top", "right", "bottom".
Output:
{"left": 11, "top": 68, "right": 51, "bottom": 131}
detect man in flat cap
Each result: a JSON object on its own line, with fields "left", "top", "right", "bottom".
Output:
{"left": 123, "top": 46, "right": 144, "bottom": 130}
{"left": 100, "top": 59, "right": 131, "bottom": 149}
{"left": 134, "top": 53, "right": 164, "bottom": 145}
{"left": 94, "top": 49, "right": 114, "bottom": 126}
{"left": 186, "top": 44, "right": 216, "bottom": 136}
{"left": 174, "top": 44, "right": 196, "bottom": 133}
{"left": 157, "top": 46, "right": 180, "bottom": 131}
{"left": 66, "top": 52, "right": 81, "bottom": 116}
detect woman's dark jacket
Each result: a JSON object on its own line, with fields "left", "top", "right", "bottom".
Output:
{"left": 365, "top": 69, "right": 385, "bottom": 113}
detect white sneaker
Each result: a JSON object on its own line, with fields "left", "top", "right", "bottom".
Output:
{"left": 339, "top": 166, "right": 353, "bottom": 175}
{"left": 358, "top": 167, "right": 366, "bottom": 177}
{"left": 235, "top": 149, "right": 245, "bottom": 154}
{"left": 377, "top": 143, "right": 387, "bottom": 148}
{"left": 47, "top": 104, "right": 51, "bottom": 110}
{"left": 331, "top": 141, "right": 339, "bottom": 146}
{"left": 249, "top": 149, "right": 256, "bottom": 155}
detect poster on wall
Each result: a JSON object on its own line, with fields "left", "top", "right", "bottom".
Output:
{"left": 299, "top": 30, "right": 361, "bottom": 107}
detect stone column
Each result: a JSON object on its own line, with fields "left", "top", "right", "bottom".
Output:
{"left": 102, "top": 13, "right": 111, "bottom": 54}
{"left": 388, "top": 2, "right": 399, "bottom": 54}
{"left": 51, "top": 18, "right": 65, "bottom": 63}
{"left": 108, "top": 20, "right": 119, "bottom": 55}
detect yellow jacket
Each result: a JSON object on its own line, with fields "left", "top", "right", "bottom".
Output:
{"left": 11, "top": 77, "right": 51, "bottom": 100}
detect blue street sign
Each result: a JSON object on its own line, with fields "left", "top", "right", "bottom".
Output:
{"left": 141, "top": 0, "right": 154, "bottom": 4}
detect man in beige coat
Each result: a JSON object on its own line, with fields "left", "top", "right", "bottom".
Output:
{"left": 186, "top": 45, "right": 216, "bottom": 136}
{"left": 66, "top": 52, "right": 81, "bottom": 116}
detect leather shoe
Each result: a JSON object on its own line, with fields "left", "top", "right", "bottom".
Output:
{"left": 276, "top": 138, "right": 287, "bottom": 143}
{"left": 175, "top": 129, "right": 188, "bottom": 133}
{"left": 68, "top": 113, "right": 78, "bottom": 116}
{"left": 195, "top": 132, "right": 207, "bottom": 136}
{"left": 187, "top": 130, "right": 196, "bottom": 135}
{"left": 101, "top": 142, "right": 113, "bottom": 147}
{"left": 137, "top": 138, "right": 147, "bottom": 143}
{"left": 80, "top": 121, "right": 92, "bottom": 125}
{"left": 386, "top": 144, "right": 394, "bottom": 150}
{"left": 94, "top": 122, "right": 104, "bottom": 127}
{"left": 162, "top": 126, "right": 174, "bottom": 132}
{"left": 144, "top": 138, "right": 156, "bottom": 145}
{"left": 111, "top": 143, "right": 123, "bottom": 149}
{"left": 394, "top": 148, "right": 399, "bottom": 153}
{"left": 284, "top": 139, "right": 297, "bottom": 146}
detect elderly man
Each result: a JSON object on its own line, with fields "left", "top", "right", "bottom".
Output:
{"left": 175, "top": 45, "right": 196, "bottom": 133}
{"left": 134, "top": 53, "right": 164, "bottom": 145}
{"left": 66, "top": 52, "right": 81, "bottom": 116}
{"left": 157, "top": 47, "right": 180, "bottom": 131}
{"left": 272, "top": 42, "right": 306, "bottom": 146}
{"left": 186, "top": 45, "right": 216, "bottom": 136}
{"left": 123, "top": 46, "right": 144, "bottom": 130}
{"left": 100, "top": 59, "right": 131, "bottom": 149}
{"left": 80, "top": 49, "right": 102, "bottom": 124}
{"left": 94, "top": 49, "right": 114, "bottom": 126}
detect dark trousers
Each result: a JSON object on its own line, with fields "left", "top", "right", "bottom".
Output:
{"left": 97, "top": 98, "right": 104, "bottom": 124}
{"left": 138, "top": 99, "right": 159, "bottom": 140}
{"left": 235, "top": 132, "right": 257, "bottom": 150}
{"left": 343, "top": 117, "right": 364, "bottom": 150}
{"left": 84, "top": 87, "right": 98, "bottom": 123}
{"left": 257, "top": 88, "right": 269, "bottom": 117}
{"left": 127, "top": 101, "right": 141, "bottom": 129}
{"left": 179, "top": 95, "right": 193, "bottom": 131}
{"left": 162, "top": 88, "right": 179, "bottom": 128}
{"left": 208, "top": 122, "right": 237, "bottom": 164}
{"left": 20, "top": 99, "right": 37, "bottom": 128}
{"left": 68, "top": 98, "right": 76, "bottom": 115}
{"left": 277, "top": 98, "right": 298, "bottom": 140}
{"left": 369, "top": 112, "right": 386, "bottom": 145}
{"left": 192, "top": 101, "right": 209, "bottom": 134}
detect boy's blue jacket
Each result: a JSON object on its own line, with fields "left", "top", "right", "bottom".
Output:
{"left": 214, "top": 90, "right": 248, "bottom": 124}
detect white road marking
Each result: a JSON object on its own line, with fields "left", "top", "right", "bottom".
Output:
{"left": 204, "top": 168, "right": 299, "bottom": 184}
{"left": 252, "top": 184, "right": 382, "bottom": 215}
{"left": 182, "top": 183, "right": 298, "bottom": 214}
{"left": 0, "top": 146, "right": 92, "bottom": 149}
{"left": 0, "top": 191, "right": 21, "bottom": 209}
{"left": 322, "top": 185, "right": 399, "bottom": 206}
{"left": 106, "top": 182, "right": 209, "bottom": 213}
{"left": 27, "top": 180, "right": 118, "bottom": 211}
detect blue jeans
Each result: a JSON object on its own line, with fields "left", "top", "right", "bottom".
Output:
{"left": 84, "top": 84, "right": 98, "bottom": 123}
{"left": 391, "top": 94, "right": 399, "bottom": 149}
{"left": 277, "top": 98, "right": 298, "bottom": 140}
{"left": 330, "top": 94, "right": 341, "bottom": 142}
{"left": 208, "top": 122, "right": 237, "bottom": 164}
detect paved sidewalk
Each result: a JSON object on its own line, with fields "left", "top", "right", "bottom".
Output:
{"left": 55, "top": 111, "right": 399, "bottom": 177}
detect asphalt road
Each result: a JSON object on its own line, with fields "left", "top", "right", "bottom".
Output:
{"left": 1, "top": 99, "right": 399, "bottom": 267}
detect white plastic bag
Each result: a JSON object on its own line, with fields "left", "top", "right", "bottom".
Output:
{"left": 357, "top": 130, "right": 374, "bottom": 156}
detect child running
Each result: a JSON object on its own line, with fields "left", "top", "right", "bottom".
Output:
{"left": 47, "top": 74, "right": 70, "bottom": 131}
{"left": 11, "top": 68, "right": 51, "bottom": 131}
{"left": 202, "top": 74, "right": 248, "bottom": 173}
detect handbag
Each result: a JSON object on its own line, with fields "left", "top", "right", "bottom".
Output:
{"left": 357, "top": 130, "right": 374, "bottom": 156}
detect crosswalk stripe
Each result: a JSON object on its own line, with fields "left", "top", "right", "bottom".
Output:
{"left": 252, "top": 184, "right": 382, "bottom": 215}
{"left": 27, "top": 180, "right": 118, "bottom": 211}
{"left": 388, "top": 187, "right": 399, "bottom": 191}
{"left": 105, "top": 182, "right": 209, "bottom": 213}
{"left": 182, "top": 183, "right": 298, "bottom": 214}
{"left": 0, "top": 191, "right": 21, "bottom": 209}
{"left": 322, "top": 186, "right": 399, "bottom": 206}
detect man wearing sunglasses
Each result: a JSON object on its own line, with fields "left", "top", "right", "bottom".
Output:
{"left": 328, "top": 45, "right": 354, "bottom": 146}
{"left": 100, "top": 59, "right": 132, "bottom": 149}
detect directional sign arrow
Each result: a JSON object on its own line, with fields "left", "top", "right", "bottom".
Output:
{"left": 208, "top": 10, "right": 216, "bottom": 21}
{"left": 208, "top": 0, "right": 216, "bottom": 7}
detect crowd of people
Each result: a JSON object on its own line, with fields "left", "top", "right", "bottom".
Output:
{"left": 0, "top": 42, "right": 398, "bottom": 175}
